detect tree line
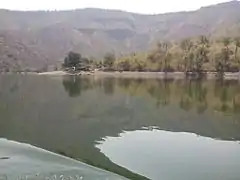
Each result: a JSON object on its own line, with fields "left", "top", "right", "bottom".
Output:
{"left": 102, "top": 36, "right": 240, "bottom": 76}
{"left": 63, "top": 36, "right": 240, "bottom": 77}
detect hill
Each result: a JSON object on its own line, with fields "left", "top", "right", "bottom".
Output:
{"left": 0, "top": 1, "right": 240, "bottom": 71}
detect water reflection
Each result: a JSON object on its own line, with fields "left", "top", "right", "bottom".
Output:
{"left": 60, "top": 76, "right": 240, "bottom": 141}
{"left": 213, "top": 80, "right": 239, "bottom": 113}
{"left": 102, "top": 78, "right": 115, "bottom": 95}
{"left": 179, "top": 80, "right": 208, "bottom": 113}
{"left": 97, "top": 129, "right": 240, "bottom": 180}
{"left": 0, "top": 75, "right": 240, "bottom": 180}
{"left": 62, "top": 77, "right": 240, "bottom": 115}
{"left": 62, "top": 76, "right": 93, "bottom": 97}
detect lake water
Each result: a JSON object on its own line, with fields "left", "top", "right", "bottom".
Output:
{"left": 0, "top": 75, "right": 240, "bottom": 180}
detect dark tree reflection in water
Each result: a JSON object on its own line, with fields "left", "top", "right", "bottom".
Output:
{"left": 62, "top": 76, "right": 93, "bottom": 97}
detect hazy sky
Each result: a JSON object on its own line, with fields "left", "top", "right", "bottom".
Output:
{"left": 0, "top": 0, "right": 233, "bottom": 14}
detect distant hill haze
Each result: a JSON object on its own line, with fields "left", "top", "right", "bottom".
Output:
{"left": 0, "top": 1, "right": 240, "bottom": 71}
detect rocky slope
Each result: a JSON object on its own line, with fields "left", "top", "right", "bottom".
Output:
{"left": 0, "top": 1, "right": 240, "bottom": 71}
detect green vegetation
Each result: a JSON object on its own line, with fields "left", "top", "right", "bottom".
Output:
{"left": 103, "top": 52, "right": 116, "bottom": 71}
{"left": 63, "top": 36, "right": 240, "bottom": 78}
{"left": 112, "top": 36, "right": 240, "bottom": 76}
{"left": 62, "top": 51, "right": 91, "bottom": 71}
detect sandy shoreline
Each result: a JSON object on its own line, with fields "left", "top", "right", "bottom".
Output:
{"left": 38, "top": 71, "right": 240, "bottom": 80}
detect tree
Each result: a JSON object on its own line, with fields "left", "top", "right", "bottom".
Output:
{"left": 94, "top": 61, "right": 103, "bottom": 69}
{"left": 194, "top": 36, "right": 209, "bottom": 76}
{"left": 214, "top": 37, "right": 232, "bottom": 78}
{"left": 148, "top": 42, "right": 172, "bottom": 72}
{"left": 62, "top": 52, "right": 92, "bottom": 71}
{"left": 117, "top": 58, "right": 131, "bottom": 71}
{"left": 162, "top": 42, "right": 171, "bottom": 73}
{"left": 79, "top": 57, "right": 91, "bottom": 71}
{"left": 63, "top": 51, "right": 81, "bottom": 70}
{"left": 103, "top": 52, "right": 116, "bottom": 70}
{"left": 180, "top": 39, "right": 193, "bottom": 74}
{"left": 223, "top": 37, "right": 231, "bottom": 47}
{"left": 234, "top": 37, "right": 240, "bottom": 71}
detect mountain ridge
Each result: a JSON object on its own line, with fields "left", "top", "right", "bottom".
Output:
{"left": 0, "top": 1, "right": 240, "bottom": 71}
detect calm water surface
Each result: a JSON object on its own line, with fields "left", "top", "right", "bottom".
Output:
{"left": 0, "top": 75, "right": 240, "bottom": 180}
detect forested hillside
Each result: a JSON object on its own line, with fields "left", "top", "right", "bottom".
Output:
{"left": 0, "top": 1, "right": 240, "bottom": 71}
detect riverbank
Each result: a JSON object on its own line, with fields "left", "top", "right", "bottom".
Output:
{"left": 38, "top": 71, "right": 240, "bottom": 80}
